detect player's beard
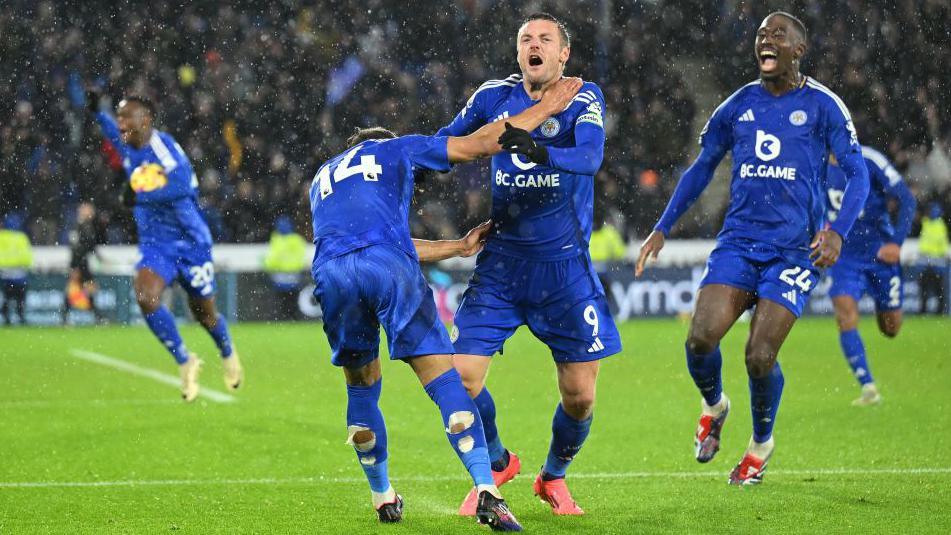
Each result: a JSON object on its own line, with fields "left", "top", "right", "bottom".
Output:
{"left": 530, "top": 81, "right": 544, "bottom": 92}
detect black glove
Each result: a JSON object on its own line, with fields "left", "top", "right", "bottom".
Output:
{"left": 119, "top": 181, "right": 136, "bottom": 208}
{"left": 498, "top": 122, "right": 549, "bottom": 165}
{"left": 86, "top": 89, "right": 102, "bottom": 115}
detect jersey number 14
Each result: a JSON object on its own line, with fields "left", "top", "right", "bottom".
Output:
{"left": 315, "top": 146, "right": 383, "bottom": 200}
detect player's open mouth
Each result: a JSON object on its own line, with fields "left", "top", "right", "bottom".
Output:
{"left": 528, "top": 54, "right": 543, "bottom": 67}
{"left": 759, "top": 49, "right": 778, "bottom": 70}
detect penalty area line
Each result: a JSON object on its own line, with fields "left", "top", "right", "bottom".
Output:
{"left": 69, "top": 349, "right": 236, "bottom": 404}
{"left": 3, "top": 467, "right": 949, "bottom": 489}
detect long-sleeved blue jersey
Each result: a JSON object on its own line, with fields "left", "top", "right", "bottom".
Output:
{"left": 438, "top": 74, "right": 606, "bottom": 260}
{"left": 655, "top": 77, "right": 870, "bottom": 251}
{"left": 308, "top": 135, "right": 451, "bottom": 269}
{"left": 96, "top": 113, "right": 211, "bottom": 248}
{"left": 826, "top": 145, "right": 916, "bottom": 259}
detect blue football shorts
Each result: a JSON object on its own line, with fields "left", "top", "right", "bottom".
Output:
{"left": 312, "top": 244, "right": 454, "bottom": 368}
{"left": 451, "top": 249, "right": 622, "bottom": 362}
{"left": 828, "top": 254, "right": 903, "bottom": 311}
{"left": 700, "top": 240, "right": 819, "bottom": 317}
{"left": 137, "top": 242, "right": 216, "bottom": 299}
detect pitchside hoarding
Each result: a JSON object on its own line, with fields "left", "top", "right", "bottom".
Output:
{"left": 3, "top": 264, "right": 947, "bottom": 326}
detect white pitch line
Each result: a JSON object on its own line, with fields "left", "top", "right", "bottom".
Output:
{"left": 0, "top": 399, "right": 181, "bottom": 409}
{"left": 2, "top": 467, "right": 949, "bottom": 489}
{"left": 69, "top": 349, "right": 236, "bottom": 403}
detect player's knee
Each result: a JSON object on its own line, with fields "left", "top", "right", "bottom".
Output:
{"left": 835, "top": 310, "right": 858, "bottom": 332}
{"left": 686, "top": 332, "right": 717, "bottom": 356}
{"left": 880, "top": 321, "right": 901, "bottom": 338}
{"left": 744, "top": 346, "right": 777, "bottom": 378}
{"left": 134, "top": 288, "right": 161, "bottom": 313}
{"left": 460, "top": 375, "right": 484, "bottom": 399}
{"left": 561, "top": 393, "right": 595, "bottom": 420}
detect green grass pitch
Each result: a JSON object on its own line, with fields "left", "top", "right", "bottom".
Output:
{"left": 1, "top": 317, "right": 949, "bottom": 533}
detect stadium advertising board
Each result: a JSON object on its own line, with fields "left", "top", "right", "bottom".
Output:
{"left": 3, "top": 265, "right": 947, "bottom": 326}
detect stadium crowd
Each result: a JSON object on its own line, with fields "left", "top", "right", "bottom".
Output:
{"left": 1, "top": 0, "right": 948, "bottom": 246}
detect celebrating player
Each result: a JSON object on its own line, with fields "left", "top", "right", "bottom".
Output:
{"left": 92, "top": 96, "right": 242, "bottom": 401}
{"left": 309, "top": 78, "right": 581, "bottom": 529}
{"left": 825, "top": 146, "right": 915, "bottom": 406}
{"left": 438, "top": 13, "right": 620, "bottom": 515}
{"left": 636, "top": 12, "right": 870, "bottom": 485}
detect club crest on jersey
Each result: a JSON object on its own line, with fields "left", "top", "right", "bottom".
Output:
{"left": 540, "top": 118, "right": 560, "bottom": 138}
{"left": 789, "top": 110, "right": 808, "bottom": 126}
{"left": 449, "top": 325, "right": 460, "bottom": 343}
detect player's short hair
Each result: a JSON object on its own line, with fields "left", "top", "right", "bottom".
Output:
{"left": 121, "top": 95, "right": 157, "bottom": 118}
{"left": 347, "top": 127, "right": 397, "bottom": 147}
{"left": 522, "top": 12, "right": 570, "bottom": 48}
{"left": 768, "top": 11, "right": 808, "bottom": 44}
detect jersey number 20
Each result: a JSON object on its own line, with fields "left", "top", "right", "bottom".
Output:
{"left": 315, "top": 146, "right": 383, "bottom": 200}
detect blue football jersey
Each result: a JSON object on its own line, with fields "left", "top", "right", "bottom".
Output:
{"left": 438, "top": 74, "right": 606, "bottom": 260}
{"left": 96, "top": 113, "right": 211, "bottom": 248}
{"left": 308, "top": 135, "right": 451, "bottom": 268}
{"left": 699, "top": 77, "right": 862, "bottom": 251}
{"left": 826, "top": 146, "right": 910, "bottom": 258}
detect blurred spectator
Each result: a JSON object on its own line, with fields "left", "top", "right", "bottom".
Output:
{"left": 0, "top": 1, "right": 947, "bottom": 246}
{"left": 63, "top": 202, "right": 106, "bottom": 324}
{"left": 589, "top": 219, "right": 627, "bottom": 264}
{"left": 918, "top": 203, "right": 949, "bottom": 314}
{"left": 0, "top": 213, "right": 33, "bottom": 325}
{"left": 262, "top": 215, "right": 309, "bottom": 320}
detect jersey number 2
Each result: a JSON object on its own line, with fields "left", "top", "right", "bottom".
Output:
{"left": 316, "top": 147, "right": 383, "bottom": 199}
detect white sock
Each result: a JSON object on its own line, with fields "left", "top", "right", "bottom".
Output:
{"left": 476, "top": 484, "right": 501, "bottom": 499}
{"left": 701, "top": 393, "right": 730, "bottom": 417}
{"left": 748, "top": 436, "right": 775, "bottom": 459}
{"left": 371, "top": 486, "right": 396, "bottom": 509}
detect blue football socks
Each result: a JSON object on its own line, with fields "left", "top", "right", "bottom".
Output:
{"left": 839, "top": 329, "right": 873, "bottom": 386}
{"left": 749, "top": 362, "right": 784, "bottom": 443}
{"left": 424, "top": 369, "right": 494, "bottom": 487}
{"left": 205, "top": 313, "right": 234, "bottom": 358}
{"left": 473, "top": 386, "right": 507, "bottom": 468}
{"left": 542, "top": 403, "right": 592, "bottom": 479}
{"left": 346, "top": 379, "right": 390, "bottom": 493}
{"left": 144, "top": 307, "right": 189, "bottom": 364}
{"left": 686, "top": 343, "right": 724, "bottom": 406}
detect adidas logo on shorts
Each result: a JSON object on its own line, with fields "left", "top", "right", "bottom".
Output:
{"left": 782, "top": 289, "right": 797, "bottom": 305}
{"left": 587, "top": 337, "right": 605, "bottom": 353}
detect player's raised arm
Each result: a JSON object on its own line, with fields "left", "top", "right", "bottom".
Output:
{"left": 412, "top": 220, "right": 493, "bottom": 262}
{"left": 445, "top": 77, "right": 582, "bottom": 163}
{"left": 810, "top": 95, "right": 870, "bottom": 267}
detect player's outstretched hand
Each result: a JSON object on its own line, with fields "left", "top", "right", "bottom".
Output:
{"left": 876, "top": 242, "right": 901, "bottom": 265}
{"left": 459, "top": 220, "right": 493, "bottom": 257}
{"left": 540, "top": 76, "right": 583, "bottom": 114}
{"left": 809, "top": 229, "right": 843, "bottom": 267}
{"left": 635, "top": 230, "right": 665, "bottom": 278}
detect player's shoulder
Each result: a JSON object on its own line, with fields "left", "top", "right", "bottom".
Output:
{"left": 860, "top": 145, "right": 891, "bottom": 170}
{"left": 149, "top": 130, "right": 185, "bottom": 167}
{"left": 469, "top": 74, "right": 522, "bottom": 100}
{"left": 568, "top": 80, "right": 604, "bottom": 108}
{"left": 802, "top": 77, "right": 852, "bottom": 117}
{"left": 711, "top": 80, "right": 759, "bottom": 117}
